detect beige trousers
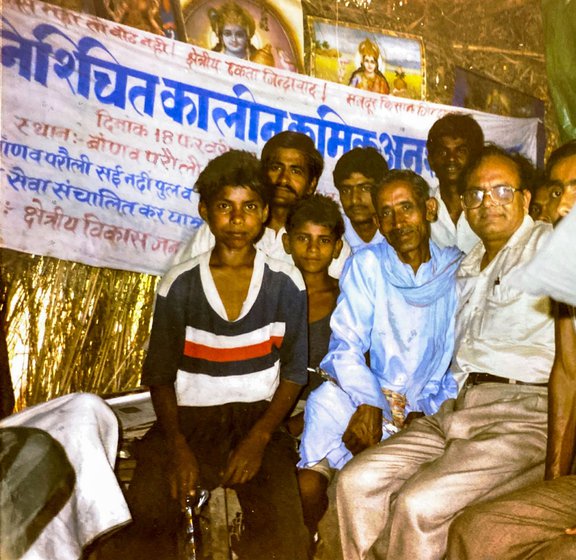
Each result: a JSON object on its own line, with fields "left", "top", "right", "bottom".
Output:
{"left": 336, "top": 383, "right": 548, "bottom": 560}
{"left": 447, "top": 475, "right": 576, "bottom": 560}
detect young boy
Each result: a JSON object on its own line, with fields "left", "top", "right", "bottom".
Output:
{"left": 281, "top": 194, "right": 344, "bottom": 541}
{"left": 123, "top": 150, "right": 310, "bottom": 560}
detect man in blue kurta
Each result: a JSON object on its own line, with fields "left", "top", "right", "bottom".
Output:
{"left": 298, "top": 169, "right": 463, "bottom": 473}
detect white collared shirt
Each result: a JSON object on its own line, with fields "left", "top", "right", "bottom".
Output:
{"left": 452, "top": 217, "right": 555, "bottom": 387}
{"left": 172, "top": 222, "right": 351, "bottom": 278}
{"left": 430, "top": 185, "right": 480, "bottom": 254}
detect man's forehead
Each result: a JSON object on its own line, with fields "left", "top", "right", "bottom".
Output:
{"left": 439, "top": 135, "right": 468, "bottom": 147}
{"left": 377, "top": 181, "right": 419, "bottom": 204}
{"left": 269, "top": 147, "right": 307, "bottom": 166}
{"left": 467, "top": 155, "right": 520, "bottom": 187}
{"left": 549, "top": 153, "right": 576, "bottom": 182}
{"left": 339, "top": 172, "right": 375, "bottom": 186}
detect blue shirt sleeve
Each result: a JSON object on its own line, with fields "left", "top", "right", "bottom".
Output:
{"left": 320, "top": 249, "right": 389, "bottom": 413}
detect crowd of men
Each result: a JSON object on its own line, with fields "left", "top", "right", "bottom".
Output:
{"left": 9, "top": 112, "right": 569, "bottom": 560}
{"left": 110, "top": 115, "right": 575, "bottom": 560}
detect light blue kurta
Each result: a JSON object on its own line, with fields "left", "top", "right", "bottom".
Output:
{"left": 299, "top": 240, "right": 463, "bottom": 470}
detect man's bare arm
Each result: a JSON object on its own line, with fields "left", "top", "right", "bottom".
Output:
{"left": 545, "top": 304, "right": 576, "bottom": 480}
{"left": 150, "top": 384, "right": 200, "bottom": 507}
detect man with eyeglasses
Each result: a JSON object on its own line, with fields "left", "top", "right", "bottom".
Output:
{"left": 447, "top": 140, "right": 576, "bottom": 560}
{"left": 336, "top": 144, "right": 555, "bottom": 560}
{"left": 332, "top": 147, "right": 389, "bottom": 252}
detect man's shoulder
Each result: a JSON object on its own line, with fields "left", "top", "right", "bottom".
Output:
{"left": 171, "top": 223, "right": 214, "bottom": 267}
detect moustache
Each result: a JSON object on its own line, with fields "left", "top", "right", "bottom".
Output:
{"left": 274, "top": 183, "right": 298, "bottom": 197}
{"left": 390, "top": 227, "right": 413, "bottom": 238}
{"left": 348, "top": 204, "right": 372, "bottom": 212}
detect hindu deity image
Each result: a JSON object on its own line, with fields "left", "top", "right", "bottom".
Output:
{"left": 348, "top": 38, "right": 390, "bottom": 95}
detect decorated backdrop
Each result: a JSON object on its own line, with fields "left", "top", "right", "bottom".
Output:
{"left": 1, "top": 0, "right": 539, "bottom": 277}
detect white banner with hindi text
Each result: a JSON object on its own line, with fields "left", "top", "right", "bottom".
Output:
{"left": 0, "top": 0, "right": 539, "bottom": 275}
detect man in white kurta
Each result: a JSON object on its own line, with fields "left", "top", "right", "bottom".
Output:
{"left": 299, "top": 169, "right": 462, "bottom": 472}
{"left": 336, "top": 145, "right": 555, "bottom": 560}
{"left": 298, "top": 238, "right": 462, "bottom": 472}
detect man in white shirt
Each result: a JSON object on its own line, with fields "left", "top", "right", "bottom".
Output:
{"left": 173, "top": 131, "right": 351, "bottom": 277}
{"left": 336, "top": 144, "right": 554, "bottom": 560}
{"left": 332, "top": 147, "right": 388, "bottom": 252}
{"left": 427, "top": 113, "right": 484, "bottom": 253}
{"left": 447, "top": 140, "right": 576, "bottom": 560}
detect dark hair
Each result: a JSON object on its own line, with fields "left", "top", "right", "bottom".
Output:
{"left": 285, "top": 194, "right": 345, "bottom": 240}
{"left": 546, "top": 139, "right": 576, "bottom": 178}
{"left": 529, "top": 169, "right": 547, "bottom": 196}
{"left": 427, "top": 113, "right": 484, "bottom": 160}
{"left": 460, "top": 143, "right": 537, "bottom": 194}
{"left": 194, "top": 150, "right": 272, "bottom": 205}
{"left": 261, "top": 131, "right": 324, "bottom": 184}
{"left": 372, "top": 169, "right": 431, "bottom": 208}
{"left": 333, "top": 147, "right": 389, "bottom": 189}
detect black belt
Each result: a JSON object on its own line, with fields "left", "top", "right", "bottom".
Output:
{"left": 466, "top": 372, "right": 548, "bottom": 387}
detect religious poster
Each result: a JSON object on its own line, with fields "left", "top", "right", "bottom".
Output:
{"left": 181, "top": 0, "right": 304, "bottom": 72}
{"left": 308, "top": 17, "right": 425, "bottom": 100}
{"left": 1, "top": 0, "right": 538, "bottom": 277}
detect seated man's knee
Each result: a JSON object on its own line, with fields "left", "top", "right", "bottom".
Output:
{"left": 337, "top": 457, "right": 382, "bottom": 499}
{"left": 394, "top": 482, "right": 442, "bottom": 521}
{"left": 298, "top": 469, "right": 329, "bottom": 503}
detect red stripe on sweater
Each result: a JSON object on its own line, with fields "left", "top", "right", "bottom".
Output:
{"left": 184, "top": 336, "right": 284, "bottom": 362}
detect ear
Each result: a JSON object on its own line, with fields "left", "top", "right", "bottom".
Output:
{"left": 199, "top": 200, "right": 208, "bottom": 222}
{"left": 332, "top": 238, "right": 344, "bottom": 259}
{"left": 306, "top": 176, "right": 318, "bottom": 196}
{"left": 521, "top": 189, "right": 531, "bottom": 214}
{"left": 262, "top": 203, "right": 269, "bottom": 224}
{"left": 425, "top": 197, "right": 439, "bottom": 223}
{"left": 282, "top": 232, "right": 291, "bottom": 255}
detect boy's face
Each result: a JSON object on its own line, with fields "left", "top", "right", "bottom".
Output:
{"left": 547, "top": 153, "right": 576, "bottom": 225}
{"left": 199, "top": 185, "right": 268, "bottom": 250}
{"left": 282, "top": 221, "right": 343, "bottom": 274}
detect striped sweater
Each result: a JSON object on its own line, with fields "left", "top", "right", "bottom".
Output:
{"left": 143, "top": 249, "right": 308, "bottom": 406}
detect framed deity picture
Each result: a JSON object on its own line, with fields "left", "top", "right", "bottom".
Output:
{"left": 307, "top": 17, "right": 425, "bottom": 100}
{"left": 181, "top": 0, "right": 305, "bottom": 72}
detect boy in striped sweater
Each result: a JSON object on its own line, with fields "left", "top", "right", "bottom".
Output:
{"left": 123, "top": 150, "right": 310, "bottom": 560}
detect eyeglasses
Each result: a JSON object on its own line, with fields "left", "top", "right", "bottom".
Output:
{"left": 460, "top": 185, "right": 521, "bottom": 209}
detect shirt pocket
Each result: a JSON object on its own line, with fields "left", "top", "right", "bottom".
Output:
{"left": 480, "top": 282, "right": 527, "bottom": 340}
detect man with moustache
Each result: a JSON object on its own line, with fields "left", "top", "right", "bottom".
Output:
{"left": 173, "top": 131, "right": 351, "bottom": 276}
{"left": 332, "top": 147, "right": 388, "bottom": 252}
{"left": 336, "top": 144, "right": 555, "bottom": 560}
{"left": 447, "top": 140, "right": 576, "bottom": 560}
{"left": 299, "top": 169, "right": 462, "bottom": 487}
